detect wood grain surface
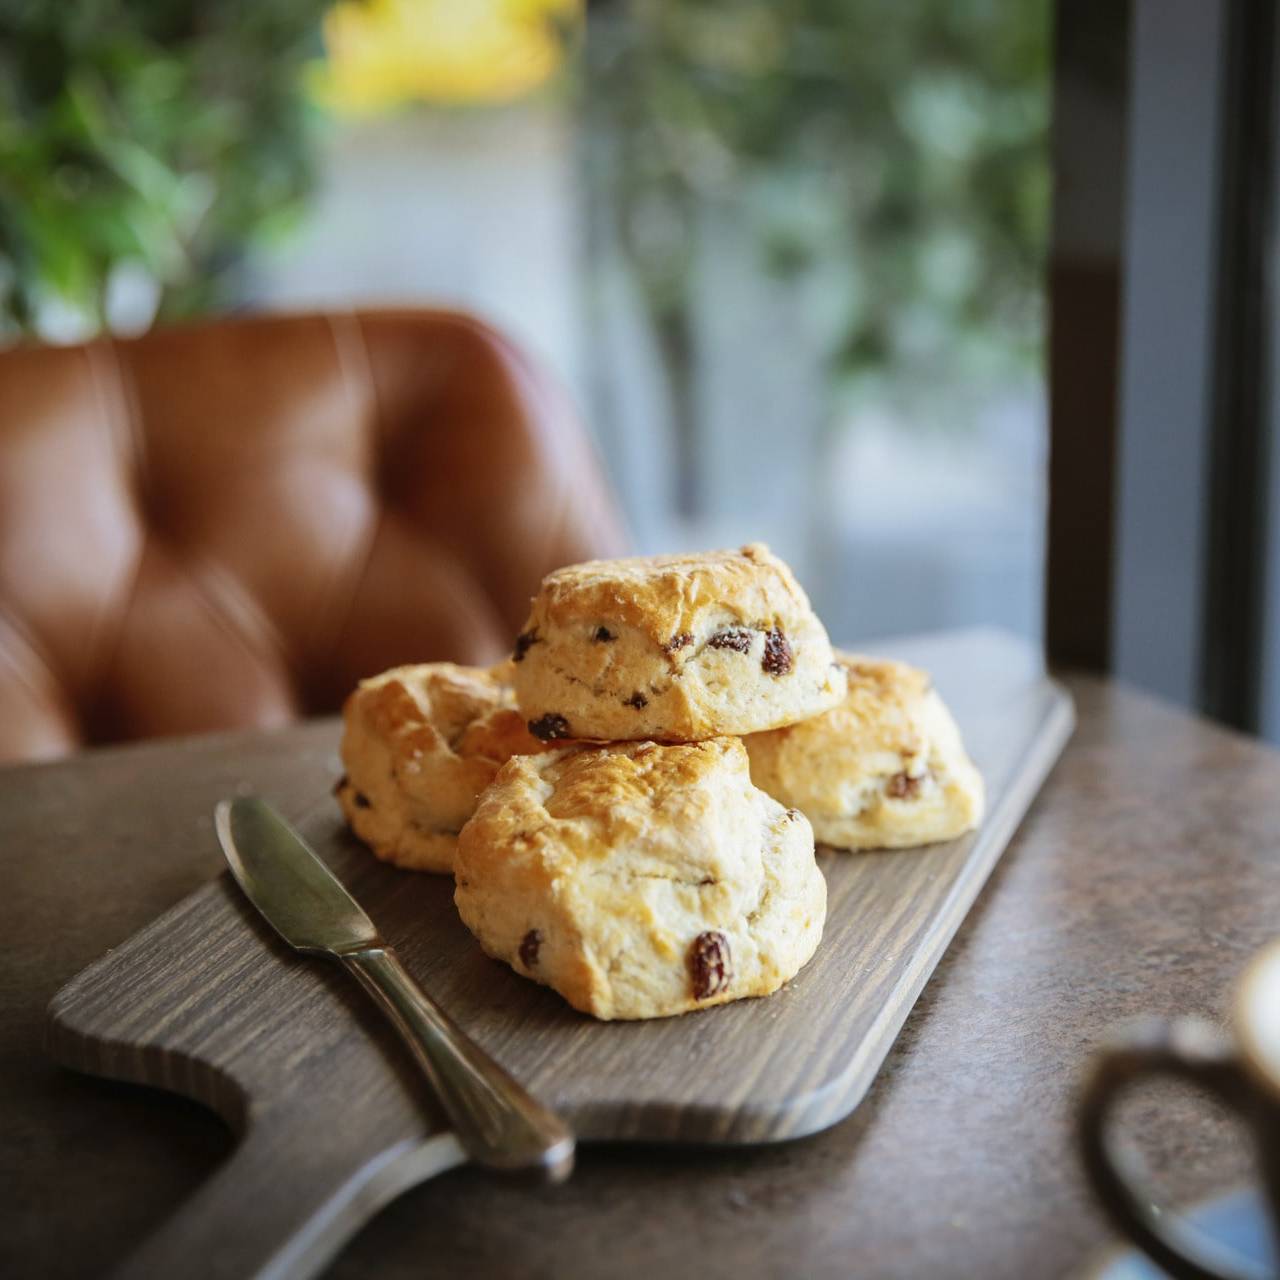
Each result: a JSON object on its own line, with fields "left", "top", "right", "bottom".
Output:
{"left": 11, "top": 633, "right": 1280, "bottom": 1280}
{"left": 42, "top": 630, "right": 1071, "bottom": 1280}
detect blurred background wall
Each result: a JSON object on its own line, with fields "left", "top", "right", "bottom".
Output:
{"left": 0, "top": 0, "right": 1050, "bottom": 646}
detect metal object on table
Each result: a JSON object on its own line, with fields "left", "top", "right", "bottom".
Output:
{"left": 216, "top": 795, "right": 575, "bottom": 1182}
{"left": 1078, "top": 939, "right": 1280, "bottom": 1280}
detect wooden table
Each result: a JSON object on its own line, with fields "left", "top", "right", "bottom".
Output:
{"left": 3, "top": 670, "right": 1276, "bottom": 1279}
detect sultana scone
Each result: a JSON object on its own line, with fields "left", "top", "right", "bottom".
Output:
{"left": 510, "top": 543, "right": 847, "bottom": 743}
{"left": 743, "top": 653, "right": 983, "bottom": 851}
{"left": 336, "top": 661, "right": 545, "bottom": 873}
{"left": 454, "top": 736, "right": 826, "bottom": 1020}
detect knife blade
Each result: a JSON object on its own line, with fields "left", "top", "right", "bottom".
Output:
{"left": 215, "top": 796, "right": 574, "bottom": 1181}
{"left": 218, "top": 796, "right": 378, "bottom": 955}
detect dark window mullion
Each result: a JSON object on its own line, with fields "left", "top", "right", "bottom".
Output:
{"left": 1201, "top": 0, "right": 1279, "bottom": 731}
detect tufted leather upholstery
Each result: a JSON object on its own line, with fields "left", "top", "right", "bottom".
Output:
{"left": 0, "top": 310, "right": 624, "bottom": 763}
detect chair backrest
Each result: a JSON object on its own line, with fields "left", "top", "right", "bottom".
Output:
{"left": 0, "top": 309, "right": 625, "bottom": 762}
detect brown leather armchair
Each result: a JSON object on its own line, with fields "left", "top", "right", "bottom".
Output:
{"left": 0, "top": 310, "right": 624, "bottom": 763}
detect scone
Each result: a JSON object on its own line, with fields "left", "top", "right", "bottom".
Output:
{"left": 510, "top": 543, "right": 847, "bottom": 742}
{"left": 454, "top": 736, "right": 826, "bottom": 1020}
{"left": 336, "top": 661, "right": 545, "bottom": 873}
{"left": 744, "top": 653, "right": 984, "bottom": 851}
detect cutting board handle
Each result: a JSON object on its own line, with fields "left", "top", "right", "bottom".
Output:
{"left": 46, "top": 876, "right": 470, "bottom": 1280}
{"left": 111, "top": 1125, "right": 466, "bottom": 1280}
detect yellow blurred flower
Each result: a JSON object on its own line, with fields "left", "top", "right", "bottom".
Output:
{"left": 312, "top": 0, "right": 582, "bottom": 114}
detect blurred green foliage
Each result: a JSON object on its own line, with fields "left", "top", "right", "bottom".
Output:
{"left": 0, "top": 0, "right": 328, "bottom": 339}
{"left": 586, "top": 0, "right": 1050, "bottom": 405}
{"left": 0, "top": 0, "right": 1047, "bottom": 393}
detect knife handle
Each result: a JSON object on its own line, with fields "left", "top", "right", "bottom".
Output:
{"left": 340, "top": 945, "right": 574, "bottom": 1181}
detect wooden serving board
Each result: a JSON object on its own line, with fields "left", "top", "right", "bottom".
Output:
{"left": 47, "top": 629, "right": 1072, "bottom": 1280}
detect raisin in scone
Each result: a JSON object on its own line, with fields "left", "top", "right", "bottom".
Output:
{"left": 454, "top": 736, "right": 826, "bottom": 1020}
{"left": 336, "top": 661, "right": 545, "bottom": 873}
{"left": 511, "top": 543, "right": 846, "bottom": 742}
{"left": 743, "top": 653, "right": 984, "bottom": 851}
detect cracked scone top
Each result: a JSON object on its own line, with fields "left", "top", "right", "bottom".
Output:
{"left": 337, "top": 661, "right": 545, "bottom": 874}
{"left": 511, "top": 543, "right": 847, "bottom": 742}
{"left": 454, "top": 736, "right": 827, "bottom": 1020}
{"left": 743, "top": 653, "right": 984, "bottom": 851}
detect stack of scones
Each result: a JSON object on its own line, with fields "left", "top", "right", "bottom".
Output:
{"left": 336, "top": 545, "right": 983, "bottom": 1021}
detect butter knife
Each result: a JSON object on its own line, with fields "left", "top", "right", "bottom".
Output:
{"left": 215, "top": 796, "right": 574, "bottom": 1181}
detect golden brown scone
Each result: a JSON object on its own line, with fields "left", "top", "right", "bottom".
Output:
{"left": 454, "top": 737, "right": 826, "bottom": 1020}
{"left": 336, "top": 661, "right": 545, "bottom": 873}
{"left": 511, "top": 543, "right": 846, "bottom": 743}
{"left": 743, "top": 653, "right": 984, "bottom": 851}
